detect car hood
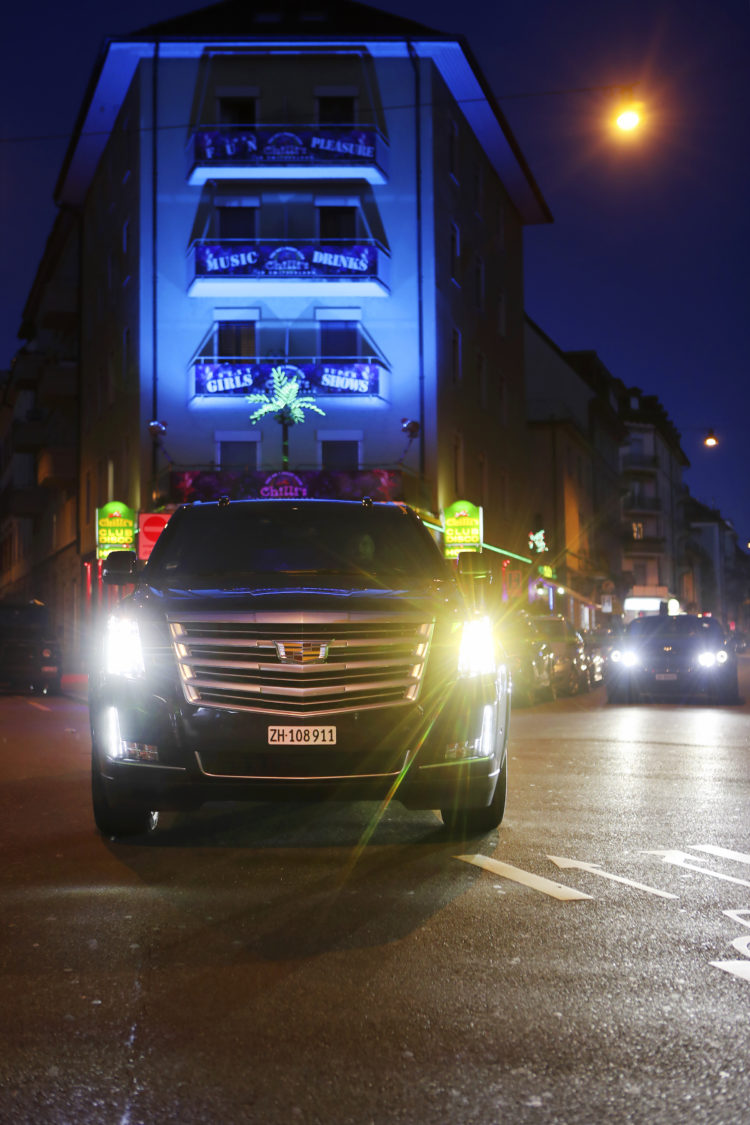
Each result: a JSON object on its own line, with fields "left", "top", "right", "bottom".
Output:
{"left": 132, "top": 578, "right": 461, "bottom": 619}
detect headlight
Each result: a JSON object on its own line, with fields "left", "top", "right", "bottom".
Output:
{"left": 698, "top": 652, "right": 716, "bottom": 668}
{"left": 458, "top": 616, "right": 496, "bottom": 677}
{"left": 105, "top": 615, "right": 145, "bottom": 678}
{"left": 621, "top": 650, "right": 638, "bottom": 668}
{"left": 716, "top": 650, "right": 729, "bottom": 665}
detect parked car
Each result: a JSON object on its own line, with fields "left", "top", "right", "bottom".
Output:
{"left": 0, "top": 599, "right": 62, "bottom": 695}
{"left": 496, "top": 611, "right": 556, "bottom": 706}
{"left": 607, "top": 613, "right": 741, "bottom": 704}
{"left": 582, "top": 622, "right": 624, "bottom": 685}
{"left": 89, "top": 499, "right": 511, "bottom": 838}
{"left": 533, "top": 615, "right": 591, "bottom": 695}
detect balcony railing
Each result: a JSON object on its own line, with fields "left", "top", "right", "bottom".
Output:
{"left": 186, "top": 124, "right": 388, "bottom": 185}
{"left": 188, "top": 239, "right": 390, "bottom": 297}
{"left": 191, "top": 356, "right": 386, "bottom": 400}
{"left": 622, "top": 495, "right": 662, "bottom": 513}
{"left": 622, "top": 453, "right": 659, "bottom": 471}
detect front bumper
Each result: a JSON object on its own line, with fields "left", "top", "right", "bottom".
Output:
{"left": 90, "top": 671, "right": 508, "bottom": 812}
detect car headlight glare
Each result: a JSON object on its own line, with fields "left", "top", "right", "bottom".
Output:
{"left": 105, "top": 615, "right": 145, "bottom": 678}
{"left": 458, "top": 616, "right": 495, "bottom": 677}
{"left": 622, "top": 650, "right": 638, "bottom": 668}
{"left": 716, "top": 650, "right": 729, "bottom": 665}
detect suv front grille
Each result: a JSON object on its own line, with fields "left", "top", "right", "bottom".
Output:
{"left": 167, "top": 612, "right": 433, "bottom": 715}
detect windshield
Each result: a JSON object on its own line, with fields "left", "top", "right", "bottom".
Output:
{"left": 627, "top": 616, "right": 725, "bottom": 642}
{"left": 145, "top": 502, "right": 449, "bottom": 583}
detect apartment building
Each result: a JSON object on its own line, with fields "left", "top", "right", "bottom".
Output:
{"left": 2, "top": 0, "right": 553, "bottom": 660}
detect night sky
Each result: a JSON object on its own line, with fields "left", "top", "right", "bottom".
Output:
{"left": 2, "top": 0, "right": 748, "bottom": 541}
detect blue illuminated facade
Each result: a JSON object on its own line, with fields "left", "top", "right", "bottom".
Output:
{"left": 51, "top": 0, "right": 550, "bottom": 569}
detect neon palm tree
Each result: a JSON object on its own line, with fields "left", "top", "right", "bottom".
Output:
{"left": 247, "top": 366, "right": 325, "bottom": 469}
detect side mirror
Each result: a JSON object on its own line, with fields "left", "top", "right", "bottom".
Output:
{"left": 102, "top": 550, "right": 138, "bottom": 585}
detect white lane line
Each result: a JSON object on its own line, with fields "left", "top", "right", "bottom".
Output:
{"left": 456, "top": 854, "right": 592, "bottom": 901}
{"left": 547, "top": 855, "right": 677, "bottom": 899}
{"left": 689, "top": 844, "right": 750, "bottom": 867}
{"left": 710, "top": 960, "right": 750, "bottom": 982}
{"left": 644, "top": 849, "right": 750, "bottom": 889}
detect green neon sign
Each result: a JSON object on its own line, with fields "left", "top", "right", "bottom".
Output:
{"left": 96, "top": 501, "right": 136, "bottom": 559}
{"left": 443, "top": 499, "right": 483, "bottom": 559}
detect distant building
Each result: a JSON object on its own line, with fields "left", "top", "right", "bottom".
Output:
{"left": 611, "top": 385, "right": 689, "bottom": 620}
{"left": 524, "top": 326, "right": 625, "bottom": 629}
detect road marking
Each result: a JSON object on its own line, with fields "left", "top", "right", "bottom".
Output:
{"left": 27, "top": 700, "right": 50, "bottom": 712}
{"left": 456, "top": 855, "right": 592, "bottom": 901}
{"left": 689, "top": 844, "right": 750, "bottom": 867}
{"left": 547, "top": 855, "right": 677, "bottom": 899}
{"left": 644, "top": 849, "right": 750, "bottom": 890}
{"left": 710, "top": 960, "right": 750, "bottom": 982}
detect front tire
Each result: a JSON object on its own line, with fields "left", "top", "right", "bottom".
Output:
{"left": 91, "top": 748, "right": 158, "bottom": 838}
{"left": 440, "top": 752, "right": 508, "bottom": 837}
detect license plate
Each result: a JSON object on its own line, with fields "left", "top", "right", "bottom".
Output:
{"left": 268, "top": 726, "right": 337, "bottom": 745}
{"left": 655, "top": 673, "right": 678, "bottom": 681}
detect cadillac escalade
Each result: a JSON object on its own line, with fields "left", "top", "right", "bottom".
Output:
{"left": 89, "top": 498, "right": 509, "bottom": 838}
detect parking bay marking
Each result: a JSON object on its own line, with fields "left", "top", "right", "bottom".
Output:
{"left": 547, "top": 855, "right": 677, "bottom": 899}
{"left": 456, "top": 855, "right": 592, "bottom": 901}
{"left": 645, "top": 849, "right": 750, "bottom": 890}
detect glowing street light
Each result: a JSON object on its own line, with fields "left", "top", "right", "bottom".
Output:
{"left": 703, "top": 429, "right": 719, "bottom": 448}
{"left": 616, "top": 106, "right": 641, "bottom": 131}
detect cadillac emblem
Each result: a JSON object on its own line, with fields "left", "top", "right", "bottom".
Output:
{"left": 275, "top": 641, "right": 329, "bottom": 664}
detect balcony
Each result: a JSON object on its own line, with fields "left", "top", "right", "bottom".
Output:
{"left": 37, "top": 448, "right": 77, "bottom": 489}
{"left": 622, "top": 453, "right": 659, "bottom": 473}
{"left": 37, "top": 360, "right": 78, "bottom": 405}
{"left": 12, "top": 417, "right": 48, "bottom": 452}
{"left": 2, "top": 485, "right": 47, "bottom": 519}
{"left": 186, "top": 124, "right": 389, "bottom": 185}
{"left": 188, "top": 239, "right": 390, "bottom": 297}
{"left": 622, "top": 495, "right": 662, "bottom": 514}
{"left": 191, "top": 356, "right": 386, "bottom": 400}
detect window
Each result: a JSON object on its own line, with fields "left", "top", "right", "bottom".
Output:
{"left": 321, "top": 440, "right": 359, "bottom": 470}
{"left": 448, "top": 119, "right": 459, "bottom": 180}
{"left": 219, "top": 442, "right": 258, "bottom": 469}
{"left": 452, "top": 432, "right": 464, "bottom": 494}
{"left": 218, "top": 322, "right": 256, "bottom": 359}
{"left": 474, "top": 256, "right": 485, "bottom": 310}
{"left": 476, "top": 351, "right": 487, "bottom": 408}
{"left": 215, "top": 431, "right": 260, "bottom": 469}
{"left": 317, "top": 95, "right": 356, "bottom": 125}
{"left": 319, "top": 321, "right": 360, "bottom": 359}
{"left": 498, "top": 373, "right": 507, "bottom": 426}
{"left": 217, "top": 206, "right": 256, "bottom": 239}
{"left": 632, "top": 522, "right": 644, "bottom": 540}
{"left": 450, "top": 223, "right": 461, "bottom": 284}
{"left": 473, "top": 163, "right": 484, "bottom": 215}
{"left": 318, "top": 206, "right": 357, "bottom": 240}
{"left": 218, "top": 97, "right": 256, "bottom": 125}
{"left": 451, "top": 328, "right": 462, "bottom": 385}
{"left": 498, "top": 291, "right": 507, "bottom": 336}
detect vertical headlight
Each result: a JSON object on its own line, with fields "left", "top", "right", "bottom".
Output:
{"left": 105, "top": 615, "right": 145, "bottom": 678}
{"left": 458, "top": 616, "right": 496, "bottom": 677}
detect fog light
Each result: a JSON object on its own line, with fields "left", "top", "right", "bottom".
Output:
{"left": 122, "top": 742, "right": 160, "bottom": 763}
{"left": 445, "top": 739, "right": 481, "bottom": 761}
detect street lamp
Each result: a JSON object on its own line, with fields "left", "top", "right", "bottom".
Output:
{"left": 703, "top": 429, "right": 719, "bottom": 448}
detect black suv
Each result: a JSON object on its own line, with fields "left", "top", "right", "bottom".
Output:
{"left": 90, "top": 499, "right": 510, "bottom": 837}
{"left": 0, "top": 600, "right": 62, "bottom": 695}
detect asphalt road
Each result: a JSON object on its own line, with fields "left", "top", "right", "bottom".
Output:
{"left": 1, "top": 664, "right": 749, "bottom": 1125}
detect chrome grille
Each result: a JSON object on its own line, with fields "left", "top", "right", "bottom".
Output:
{"left": 167, "top": 611, "right": 433, "bottom": 715}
